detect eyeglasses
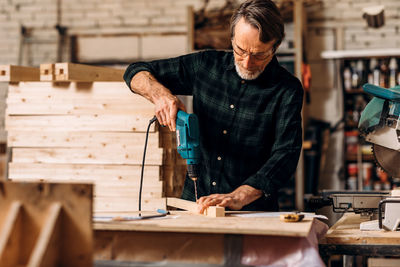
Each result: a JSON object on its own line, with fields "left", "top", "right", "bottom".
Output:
{"left": 232, "top": 40, "right": 275, "bottom": 61}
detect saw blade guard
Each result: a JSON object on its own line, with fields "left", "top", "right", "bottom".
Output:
{"left": 358, "top": 96, "right": 386, "bottom": 134}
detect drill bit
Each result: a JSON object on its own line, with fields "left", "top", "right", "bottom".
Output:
{"left": 191, "top": 177, "right": 198, "bottom": 201}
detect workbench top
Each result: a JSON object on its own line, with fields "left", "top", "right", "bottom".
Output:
{"left": 93, "top": 211, "right": 315, "bottom": 237}
{"left": 322, "top": 213, "right": 400, "bottom": 245}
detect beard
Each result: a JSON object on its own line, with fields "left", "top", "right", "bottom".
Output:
{"left": 234, "top": 61, "right": 265, "bottom": 80}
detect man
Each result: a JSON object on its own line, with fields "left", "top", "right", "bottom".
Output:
{"left": 124, "top": 0, "right": 303, "bottom": 213}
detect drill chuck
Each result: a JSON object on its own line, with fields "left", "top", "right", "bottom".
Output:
{"left": 187, "top": 164, "right": 198, "bottom": 181}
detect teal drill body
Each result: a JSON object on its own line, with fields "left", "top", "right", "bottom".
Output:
{"left": 176, "top": 110, "right": 200, "bottom": 181}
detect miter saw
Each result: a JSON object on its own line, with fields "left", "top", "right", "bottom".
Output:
{"left": 357, "top": 83, "right": 400, "bottom": 231}
{"left": 309, "top": 86, "right": 400, "bottom": 230}
{"left": 358, "top": 83, "right": 400, "bottom": 178}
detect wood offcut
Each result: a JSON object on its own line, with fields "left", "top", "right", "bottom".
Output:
{"left": 167, "top": 197, "right": 225, "bottom": 217}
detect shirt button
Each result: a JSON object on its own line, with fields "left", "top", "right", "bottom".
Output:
{"left": 241, "top": 80, "right": 245, "bottom": 84}
{"left": 230, "top": 104, "right": 234, "bottom": 109}
{"left": 212, "top": 181, "right": 217, "bottom": 186}
{"left": 223, "top": 130, "right": 227, "bottom": 134}
{"left": 217, "top": 156, "right": 222, "bottom": 161}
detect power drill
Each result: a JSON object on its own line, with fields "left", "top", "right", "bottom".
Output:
{"left": 176, "top": 110, "right": 200, "bottom": 201}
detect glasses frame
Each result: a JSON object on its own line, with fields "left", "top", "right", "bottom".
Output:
{"left": 231, "top": 39, "right": 275, "bottom": 61}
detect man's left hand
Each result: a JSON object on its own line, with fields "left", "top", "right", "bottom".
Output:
{"left": 197, "top": 185, "right": 263, "bottom": 214}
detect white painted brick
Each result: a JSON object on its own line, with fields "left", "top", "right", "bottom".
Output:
{"left": 151, "top": 16, "right": 178, "bottom": 25}
{"left": 163, "top": 7, "right": 189, "bottom": 16}
{"left": 120, "top": 1, "right": 147, "bottom": 9}
{"left": 10, "top": 12, "right": 34, "bottom": 20}
{"left": 68, "top": 19, "right": 97, "bottom": 28}
{"left": 173, "top": 0, "right": 203, "bottom": 10}
{"left": 123, "top": 17, "right": 149, "bottom": 26}
{"left": 86, "top": 11, "right": 111, "bottom": 19}
{"left": 97, "top": 18, "right": 124, "bottom": 27}
{"left": 137, "top": 9, "right": 162, "bottom": 17}
{"left": 145, "top": 0, "right": 175, "bottom": 8}
{"left": 76, "top": 35, "right": 140, "bottom": 62}
{"left": 141, "top": 34, "right": 188, "bottom": 59}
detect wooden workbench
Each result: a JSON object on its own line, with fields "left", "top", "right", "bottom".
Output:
{"left": 319, "top": 213, "right": 400, "bottom": 265}
{"left": 93, "top": 211, "right": 321, "bottom": 266}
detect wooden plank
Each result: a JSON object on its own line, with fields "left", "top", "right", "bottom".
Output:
{"left": 7, "top": 131, "right": 159, "bottom": 148}
{"left": 40, "top": 63, "right": 55, "bottom": 81}
{"left": 5, "top": 114, "right": 156, "bottom": 132}
{"left": 0, "top": 201, "right": 22, "bottom": 267}
{"left": 8, "top": 163, "right": 161, "bottom": 183}
{"left": 324, "top": 213, "right": 400, "bottom": 245}
{"left": 27, "top": 202, "right": 62, "bottom": 267}
{"left": 6, "top": 100, "right": 154, "bottom": 115}
{"left": 94, "top": 231, "right": 224, "bottom": 264}
{"left": 0, "top": 65, "right": 40, "bottom": 82}
{"left": 7, "top": 81, "right": 136, "bottom": 97}
{"left": 94, "top": 197, "right": 167, "bottom": 212}
{"left": 94, "top": 210, "right": 313, "bottom": 237}
{"left": 55, "top": 63, "right": 125, "bottom": 81}
{"left": 11, "top": 147, "right": 163, "bottom": 165}
{"left": 167, "top": 197, "right": 225, "bottom": 217}
{"left": 8, "top": 178, "right": 163, "bottom": 198}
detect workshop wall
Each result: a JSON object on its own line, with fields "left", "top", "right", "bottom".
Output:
{"left": 0, "top": 0, "right": 400, "bottom": 188}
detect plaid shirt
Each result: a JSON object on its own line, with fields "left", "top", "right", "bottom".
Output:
{"left": 124, "top": 50, "right": 303, "bottom": 211}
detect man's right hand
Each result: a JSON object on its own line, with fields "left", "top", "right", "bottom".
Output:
{"left": 130, "top": 71, "right": 186, "bottom": 131}
{"left": 154, "top": 93, "right": 186, "bottom": 131}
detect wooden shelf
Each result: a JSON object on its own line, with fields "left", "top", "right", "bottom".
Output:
{"left": 321, "top": 48, "right": 400, "bottom": 59}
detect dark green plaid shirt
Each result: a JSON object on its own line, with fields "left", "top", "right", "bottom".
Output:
{"left": 124, "top": 50, "right": 303, "bottom": 211}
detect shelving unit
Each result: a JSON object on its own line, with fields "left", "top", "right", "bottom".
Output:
{"left": 322, "top": 49, "right": 400, "bottom": 191}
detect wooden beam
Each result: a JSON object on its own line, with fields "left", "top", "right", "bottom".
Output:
{"left": 0, "top": 182, "right": 93, "bottom": 266}
{"left": 11, "top": 147, "right": 163, "bottom": 165}
{"left": 55, "top": 63, "right": 125, "bottom": 82}
{"left": 40, "top": 63, "right": 55, "bottom": 81}
{"left": 0, "top": 65, "right": 40, "bottom": 82}
{"left": 7, "top": 131, "right": 159, "bottom": 149}
{"left": 8, "top": 163, "right": 161, "bottom": 183}
{"left": 27, "top": 202, "right": 62, "bottom": 267}
{"left": 166, "top": 197, "right": 225, "bottom": 217}
{"left": 5, "top": 114, "right": 156, "bottom": 132}
{"left": 0, "top": 201, "right": 22, "bottom": 266}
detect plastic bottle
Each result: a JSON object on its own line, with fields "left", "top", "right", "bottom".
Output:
{"left": 368, "top": 58, "right": 380, "bottom": 86}
{"left": 343, "top": 66, "right": 352, "bottom": 92}
{"left": 389, "top": 58, "right": 398, "bottom": 88}
{"left": 351, "top": 61, "right": 359, "bottom": 89}
{"left": 356, "top": 60, "right": 365, "bottom": 86}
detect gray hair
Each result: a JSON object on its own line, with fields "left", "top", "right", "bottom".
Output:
{"left": 230, "top": 0, "right": 285, "bottom": 52}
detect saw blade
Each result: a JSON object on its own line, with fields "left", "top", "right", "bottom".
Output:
{"left": 373, "top": 144, "right": 400, "bottom": 178}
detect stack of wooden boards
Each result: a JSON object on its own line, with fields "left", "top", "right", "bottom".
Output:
{"left": 2, "top": 63, "right": 187, "bottom": 214}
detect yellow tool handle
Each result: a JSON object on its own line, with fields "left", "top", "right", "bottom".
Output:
{"left": 280, "top": 213, "right": 305, "bottom": 222}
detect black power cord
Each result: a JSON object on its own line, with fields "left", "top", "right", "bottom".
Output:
{"left": 138, "top": 116, "right": 157, "bottom": 217}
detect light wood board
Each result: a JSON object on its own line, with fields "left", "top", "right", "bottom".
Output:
{"left": 8, "top": 163, "right": 161, "bottom": 182}
{"left": 5, "top": 114, "right": 156, "bottom": 132}
{"left": 7, "top": 131, "right": 159, "bottom": 148}
{"left": 323, "top": 213, "right": 400, "bottom": 245}
{"left": 11, "top": 147, "right": 163, "bottom": 165}
{"left": 94, "top": 211, "right": 314, "bottom": 237}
